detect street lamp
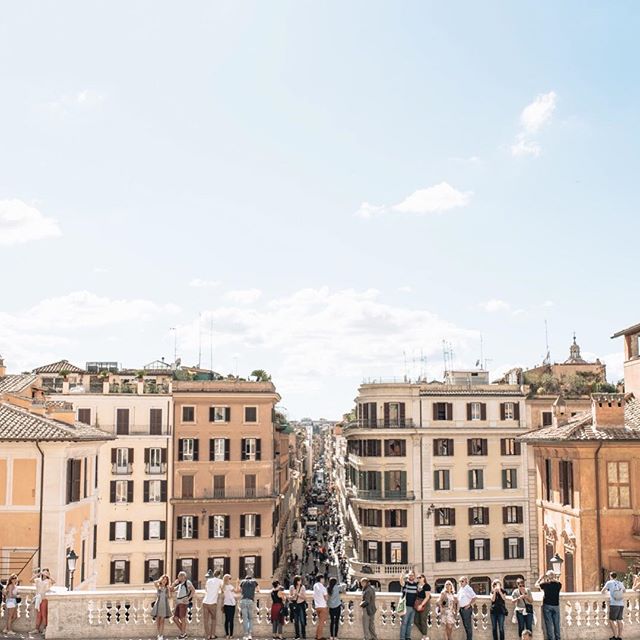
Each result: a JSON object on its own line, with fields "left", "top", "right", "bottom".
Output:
{"left": 550, "top": 553, "right": 563, "bottom": 575}
{"left": 66, "top": 549, "right": 78, "bottom": 591}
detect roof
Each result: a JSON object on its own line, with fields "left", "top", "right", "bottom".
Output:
{"left": 0, "top": 402, "right": 114, "bottom": 442}
{"left": 33, "top": 360, "right": 85, "bottom": 374}
{"left": 172, "top": 380, "right": 279, "bottom": 395}
{"left": 0, "top": 374, "right": 38, "bottom": 395}
{"left": 611, "top": 322, "right": 640, "bottom": 339}
{"left": 419, "top": 385, "right": 524, "bottom": 397}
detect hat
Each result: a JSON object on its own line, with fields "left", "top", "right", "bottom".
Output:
{"left": 205, "top": 569, "right": 214, "bottom": 578}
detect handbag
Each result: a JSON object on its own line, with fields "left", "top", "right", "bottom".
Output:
{"left": 397, "top": 596, "right": 406, "bottom": 615}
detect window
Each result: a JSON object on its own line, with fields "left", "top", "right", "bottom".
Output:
{"left": 116, "top": 409, "right": 129, "bottom": 435}
{"left": 180, "top": 515, "right": 195, "bottom": 539}
{"left": 384, "top": 470, "right": 407, "bottom": 496}
{"left": 434, "top": 469, "right": 450, "bottom": 490}
{"left": 111, "top": 479, "right": 132, "bottom": 504}
{"left": 210, "top": 438, "right": 228, "bottom": 462}
{"left": 468, "top": 402, "right": 485, "bottom": 421}
{"left": 384, "top": 439, "right": 406, "bottom": 457}
{"left": 503, "top": 506, "right": 523, "bottom": 524}
{"left": 467, "top": 438, "right": 488, "bottom": 456}
{"left": 469, "top": 507, "right": 489, "bottom": 525}
{"left": 213, "top": 475, "right": 225, "bottom": 498}
{"left": 500, "top": 438, "right": 521, "bottom": 456}
{"left": 112, "top": 447, "right": 132, "bottom": 474}
{"left": 176, "top": 558, "right": 198, "bottom": 584}
{"left": 144, "top": 520, "right": 164, "bottom": 540}
{"left": 244, "top": 406, "right": 258, "bottom": 423}
{"left": 179, "top": 438, "right": 199, "bottom": 461}
{"left": 502, "top": 468, "right": 518, "bottom": 489}
{"left": 182, "top": 406, "right": 195, "bottom": 422}
{"left": 240, "top": 556, "right": 260, "bottom": 579}
{"left": 245, "top": 474, "right": 257, "bottom": 497}
{"left": 210, "top": 406, "right": 231, "bottom": 422}
{"left": 503, "top": 575, "right": 524, "bottom": 591}
{"left": 145, "top": 447, "right": 164, "bottom": 474}
{"left": 385, "top": 509, "right": 407, "bottom": 528}
{"left": 110, "top": 560, "right": 129, "bottom": 584}
{"left": 146, "top": 559, "right": 163, "bottom": 582}
{"left": 211, "top": 515, "right": 227, "bottom": 538}
{"left": 470, "top": 538, "right": 490, "bottom": 561}
{"left": 149, "top": 408, "right": 163, "bottom": 435}
{"left": 433, "top": 402, "right": 453, "bottom": 421}
{"left": 434, "top": 439, "right": 454, "bottom": 456}
{"left": 144, "top": 479, "right": 165, "bottom": 503}
{"left": 468, "top": 468, "right": 484, "bottom": 490}
{"left": 66, "top": 459, "right": 82, "bottom": 504}
{"left": 241, "top": 438, "right": 261, "bottom": 461}
{"left": 359, "top": 509, "right": 382, "bottom": 527}
{"left": 435, "top": 540, "right": 456, "bottom": 563}
{"left": 501, "top": 402, "right": 519, "bottom": 421}
{"left": 435, "top": 508, "right": 455, "bottom": 526}
{"left": 182, "top": 475, "right": 194, "bottom": 498}
{"left": 389, "top": 542, "right": 404, "bottom": 564}
{"left": 607, "top": 462, "right": 631, "bottom": 508}
{"left": 78, "top": 408, "right": 91, "bottom": 425}
{"left": 542, "top": 411, "right": 553, "bottom": 427}
{"left": 544, "top": 459, "right": 553, "bottom": 501}
{"left": 358, "top": 470, "right": 381, "bottom": 492}
{"left": 504, "top": 537, "right": 524, "bottom": 560}
{"left": 364, "top": 541, "right": 381, "bottom": 563}
{"left": 559, "top": 461, "right": 574, "bottom": 506}
{"left": 241, "top": 513, "right": 260, "bottom": 537}
{"left": 109, "top": 521, "right": 132, "bottom": 541}
{"left": 208, "top": 557, "right": 229, "bottom": 576}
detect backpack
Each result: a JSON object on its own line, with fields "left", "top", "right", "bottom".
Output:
{"left": 611, "top": 581, "right": 625, "bottom": 600}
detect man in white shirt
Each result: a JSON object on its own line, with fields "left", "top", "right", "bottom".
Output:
{"left": 313, "top": 574, "right": 328, "bottom": 640}
{"left": 457, "top": 576, "right": 477, "bottom": 640}
{"left": 202, "top": 568, "right": 223, "bottom": 640}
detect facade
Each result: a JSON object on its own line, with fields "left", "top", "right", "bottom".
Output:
{"left": 612, "top": 322, "right": 640, "bottom": 397}
{"left": 38, "top": 359, "right": 174, "bottom": 587}
{"left": 521, "top": 393, "right": 640, "bottom": 591}
{"left": 344, "top": 371, "right": 535, "bottom": 593}
{"left": 0, "top": 358, "right": 113, "bottom": 588}
{"left": 171, "top": 380, "right": 287, "bottom": 587}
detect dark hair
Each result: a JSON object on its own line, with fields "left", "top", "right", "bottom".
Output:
{"left": 316, "top": 574, "right": 323, "bottom": 583}
{"left": 272, "top": 580, "right": 280, "bottom": 588}
{"left": 328, "top": 577, "right": 337, "bottom": 596}
{"left": 293, "top": 575, "right": 302, "bottom": 588}
{"left": 610, "top": 572, "right": 617, "bottom": 579}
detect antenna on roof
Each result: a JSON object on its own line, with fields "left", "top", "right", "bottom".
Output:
{"left": 197, "top": 312, "right": 203, "bottom": 369}
{"left": 479, "top": 334, "right": 484, "bottom": 369}
{"left": 169, "top": 327, "right": 178, "bottom": 363}
{"left": 209, "top": 317, "right": 214, "bottom": 371}
{"left": 403, "top": 350, "right": 408, "bottom": 382}
{"left": 543, "top": 319, "right": 551, "bottom": 365}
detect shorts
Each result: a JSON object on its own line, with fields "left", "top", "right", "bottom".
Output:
{"left": 6, "top": 599, "right": 17, "bottom": 609}
{"left": 609, "top": 605, "right": 624, "bottom": 621}
{"left": 174, "top": 603, "right": 188, "bottom": 619}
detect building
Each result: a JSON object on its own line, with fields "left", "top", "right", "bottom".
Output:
{"left": 38, "top": 359, "right": 174, "bottom": 587}
{"left": 171, "top": 379, "right": 288, "bottom": 587}
{"left": 521, "top": 393, "right": 640, "bottom": 590}
{"left": 0, "top": 357, "right": 113, "bottom": 587}
{"left": 344, "top": 370, "right": 535, "bottom": 593}
{"left": 612, "top": 322, "right": 640, "bottom": 397}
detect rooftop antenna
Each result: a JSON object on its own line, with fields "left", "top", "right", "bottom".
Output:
{"left": 209, "top": 317, "right": 214, "bottom": 371}
{"left": 479, "top": 334, "right": 484, "bottom": 369}
{"left": 543, "top": 319, "right": 551, "bottom": 365}
{"left": 169, "top": 327, "right": 177, "bottom": 363}
{"left": 197, "top": 312, "right": 203, "bottom": 369}
{"left": 403, "top": 350, "right": 408, "bottom": 382}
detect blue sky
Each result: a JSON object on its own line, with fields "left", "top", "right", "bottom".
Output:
{"left": 1, "top": 1, "right": 638, "bottom": 418}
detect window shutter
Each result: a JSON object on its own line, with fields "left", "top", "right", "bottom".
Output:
{"left": 433, "top": 440, "right": 438, "bottom": 456}
{"left": 209, "top": 439, "right": 215, "bottom": 461}
{"left": 449, "top": 439, "right": 454, "bottom": 455}
{"left": 467, "top": 439, "right": 472, "bottom": 455}
{"left": 384, "top": 403, "right": 390, "bottom": 425}
{"left": 241, "top": 439, "right": 246, "bottom": 461}
{"left": 124, "top": 561, "right": 130, "bottom": 584}
{"left": 128, "top": 448, "right": 134, "bottom": 463}
{"left": 399, "top": 403, "right": 406, "bottom": 425}
{"left": 160, "top": 481, "right": 167, "bottom": 502}
{"left": 401, "top": 510, "right": 407, "bottom": 527}
{"left": 193, "top": 439, "right": 199, "bottom": 461}
{"left": 468, "top": 470, "right": 473, "bottom": 489}
{"left": 451, "top": 540, "right": 457, "bottom": 561}
{"left": 255, "top": 514, "right": 261, "bottom": 536}
{"left": 483, "top": 507, "right": 490, "bottom": 524}
{"left": 192, "top": 518, "right": 199, "bottom": 539}
{"left": 240, "top": 515, "right": 246, "bottom": 537}
{"left": 111, "top": 448, "right": 117, "bottom": 464}
{"left": 502, "top": 506, "right": 508, "bottom": 524}
{"left": 500, "top": 439, "right": 506, "bottom": 456}
{"left": 500, "top": 403, "right": 506, "bottom": 421}
{"left": 450, "top": 508, "right": 456, "bottom": 526}
{"left": 126, "top": 521, "right": 132, "bottom": 540}
{"left": 178, "top": 439, "right": 184, "bottom": 461}
{"left": 486, "top": 539, "right": 491, "bottom": 561}
{"left": 224, "top": 515, "right": 230, "bottom": 538}
{"left": 384, "top": 511, "right": 390, "bottom": 527}
{"left": 239, "top": 557, "right": 245, "bottom": 578}
{"left": 515, "top": 441, "right": 521, "bottom": 455}
{"left": 501, "top": 469, "right": 507, "bottom": 488}
{"left": 256, "top": 439, "right": 261, "bottom": 461}
{"left": 225, "top": 439, "right": 230, "bottom": 461}
{"left": 161, "top": 448, "right": 167, "bottom": 463}
{"left": 127, "top": 481, "right": 134, "bottom": 503}
{"left": 223, "top": 557, "right": 230, "bottom": 575}
{"left": 468, "top": 507, "right": 474, "bottom": 525}
{"left": 433, "top": 471, "right": 439, "bottom": 490}
{"left": 143, "top": 521, "right": 149, "bottom": 540}
{"left": 144, "top": 448, "right": 150, "bottom": 464}
{"left": 209, "top": 516, "right": 214, "bottom": 538}
{"left": 109, "top": 522, "right": 115, "bottom": 541}
{"left": 209, "top": 407, "right": 215, "bottom": 422}
{"left": 401, "top": 542, "right": 408, "bottom": 564}
{"left": 435, "top": 542, "right": 441, "bottom": 562}
{"left": 518, "top": 538, "right": 524, "bottom": 558}
{"left": 160, "top": 521, "right": 166, "bottom": 540}
{"left": 110, "top": 481, "right": 116, "bottom": 503}
{"left": 480, "top": 403, "right": 487, "bottom": 420}
{"left": 467, "top": 403, "right": 472, "bottom": 420}
{"left": 224, "top": 407, "right": 231, "bottom": 422}
{"left": 469, "top": 539, "right": 475, "bottom": 560}
{"left": 177, "top": 518, "right": 183, "bottom": 539}
{"left": 144, "top": 560, "right": 149, "bottom": 582}
{"left": 447, "top": 403, "right": 453, "bottom": 420}
{"left": 110, "top": 562, "right": 115, "bottom": 584}
{"left": 514, "top": 403, "right": 520, "bottom": 420}
{"left": 482, "top": 439, "right": 488, "bottom": 455}
{"left": 143, "top": 481, "right": 150, "bottom": 502}
{"left": 254, "top": 556, "right": 261, "bottom": 579}
{"left": 432, "top": 404, "right": 438, "bottom": 420}
{"left": 376, "top": 541, "right": 382, "bottom": 563}
{"left": 503, "top": 538, "right": 509, "bottom": 559}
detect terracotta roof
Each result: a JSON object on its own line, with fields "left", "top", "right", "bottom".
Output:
{"left": 0, "top": 403, "right": 114, "bottom": 442}
{"left": 611, "top": 322, "right": 640, "bottom": 339}
{"left": 33, "top": 360, "right": 86, "bottom": 374}
{"left": 0, "top": 374, "right": 38, "bottom": 395}
{"left": 420, "top": 385, "right": 524, "bottom": 397}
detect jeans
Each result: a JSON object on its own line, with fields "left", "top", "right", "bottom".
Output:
{"left": 400, "top": 607, "right": 416, "bottom": 640}
{"left": 516, "top": 611, "right": 533, "bottom": 637}
{"left": 223, "top": 604, "right": 235, "bottom": 637}
{"left": 240, "top": 598, "right": 254, "bottom": 636}
{"left": 543, "top": 604, "right": 561, "bottom": 640}
{"left": 292, "top": 602, "right": 307, "bottom": 638}
{"left": 329, "top": 605, "right": 341, "bottom": 637}
{"left": 460, "top": 606, "right": 474, "bottom": 640}
{"left": 490, "top": 611, "right": 505, "bottom": 640}
{"left": 363, "top": 609, "right": 378, "bottom": 640}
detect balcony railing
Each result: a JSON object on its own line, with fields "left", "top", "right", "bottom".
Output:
{"left": 350, "top": 560, "right": 412, "bottom": 576}
{"left": 172, "top": 488, "right": 277, "bottom": 501}
{"left": 351, "top": 488, "right": 415, "bottom": 501}
{"left": 111, "top": 463, "right": 132, "bottom": 475}
{"left": 144, "top": 463, "right": 166, "bottom": 475}
{"left": 346, "top": 419, "right": 414, "bottom": 429}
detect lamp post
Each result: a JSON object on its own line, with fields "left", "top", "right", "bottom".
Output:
{"left": 550, "top": 552, "right": 563, "bottom": 576}
{"left": 66, "top": 549, "right": 78, "bottom": 591}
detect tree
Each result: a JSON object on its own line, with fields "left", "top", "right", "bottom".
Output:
{"left": 251, "top": 369, "right": 272, "bottom": 382}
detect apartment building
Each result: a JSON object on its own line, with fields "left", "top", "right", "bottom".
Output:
{"left": 171, "top": 379, "right": 286, "bottom": 587}
{"left": 37, "top": 359, "right": 173, "bottom": 587}
{"left": 344, "top": 370, "right": 535, "bottom": 593}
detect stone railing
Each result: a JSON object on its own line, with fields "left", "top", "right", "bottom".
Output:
{"left": 3, "top": 588, "right": 640, "bottom": 639}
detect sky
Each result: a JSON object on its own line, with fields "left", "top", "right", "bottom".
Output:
{"left": 1, "top": 1, "right": 639, "bottom": 419}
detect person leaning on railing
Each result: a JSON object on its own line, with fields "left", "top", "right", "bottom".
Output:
{"left": 360, "top": 578, "right": 378, "bottom": 640}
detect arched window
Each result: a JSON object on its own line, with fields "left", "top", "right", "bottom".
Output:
{"left": 434, "top": 578, "right": 457, "bottom": 593}
{"left": 469, "top": 576, "right": 490, "bottom": 595}
{"left": 503, "top": 574, "right": 524, "bottom": 591}
{"left": 388, "top": 580, "right": 402, "bottom": 592}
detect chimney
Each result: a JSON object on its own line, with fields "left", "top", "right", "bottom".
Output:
{"left": 591, "top": 393, "right": 626, "bottom": 428}
{"left": 0, "top": 355, "right": 6, "bottom": 378}
{"left": 45, "top": 401, "right": 77, "bottom": 425}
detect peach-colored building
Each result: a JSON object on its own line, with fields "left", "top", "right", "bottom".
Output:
{"left": 612, "top": 322, "right": 640, "bottom": 398}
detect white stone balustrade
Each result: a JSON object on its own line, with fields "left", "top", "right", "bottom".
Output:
{"left": 2, "top": 588, "right": 640, "bottom": 639}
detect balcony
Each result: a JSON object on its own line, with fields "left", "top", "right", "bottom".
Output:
{"left": 111, "top": 463, "right": 132, "bottom": 475}
{"left": 350, "top": 559, "right": 412, "bottom": 576}
{"left": 351, "top": 488, "right": 415, "bottom": 501}
{"left": 346, "top": 418, "right": 414, "bottom": 430}
{"left": 144, "top": 463, "right": 167, "bottom": 475}
{"left": 171, "top": 487, "right": 278, "bottom": 502}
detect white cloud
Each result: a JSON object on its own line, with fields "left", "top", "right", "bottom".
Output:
{"left": 355, "top": 182, "right": 472, "bottom": 218}
{"left": 541, "top": 300, "right": 554, "bottom": 308}
{"left": 398, "top": 286, "right": 413, "bottom": 293}
{"left": 480, "top": 299, "right": 511, "bottom": 313}
{"left": 223, "top": 288, "right": 262, "bottom": 304}
{"left": 44, "top": 89, "right": 105, "bottom": 114}
{"left": 0, "top": 199, "right": 62, "bottom": 245}
{"left": 189, "top": 278, "right": 220, "bottom": 289}
{"left": 511, "top": 91, "right": 557, "bottom": 157}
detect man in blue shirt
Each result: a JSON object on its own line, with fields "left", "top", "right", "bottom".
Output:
{"left": 601, "top": 571, "right": 626, "bottom": 640}
{"left": 399, "top": 570, "right": 418, "bottom": 640}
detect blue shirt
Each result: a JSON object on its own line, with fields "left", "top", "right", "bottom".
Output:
{"left": 603, "top": 580, "right": 625, "bottom": 606}
{"left": 327, "top": 584, "right": 345, "bottom": 608}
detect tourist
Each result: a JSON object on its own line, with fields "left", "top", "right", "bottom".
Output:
{"left": 172, "top": 571, "right": 195, "bottom": 640}
{"left": 360, "top": 578, "right": 378, "bottom": 640}
{"left": 490, "top": 579, "right": 508, "bottom": 640}
{"left": 151, "top": 574, "right": 172, "bottom": 640}
{"left": 521, "top": 630, "right": 533, "bottom": 640}
{"left": 222, "top": 574, "right": 238, "bottom": 640}
{"left": 438, "top": 580, "right": 458, "bottom": 640}
{"left": 289, "top": 575, "right": 308, "bottom": 640}
{"left": 327, "top": 576, "right": 346, "bottom": 640}
{"left": 202, "top": 568, "right": 223, "bottom": 640}
{"left": 239, "top": 571, "right": 259, "bottom": 640}
{"left": 32, "top": 567, "right": 55, "bottom": 635}
{"left": 399, "top": 570, "right": 418, "bottom": 640}
{"left": 271, "top": 580, "right": 286, "bottom": 640}
{"left": 601, "top": 571, "right": 626, "bottom": 640}
{"left": 511, "top": 578, "right": 533, "bottom": 637}
{"left": 457, "top": 576, "right": 477, "bottom": 640}
{"left": 536, "top": 570, "right": 562, "bottom": 640}
{"left": 633, "top": 573, "right": 640, "bottom": 592}
{"left": 2, "top": 574, "right": 19, "bottom": 635}
{"left": 313, "top": 574, "right": 328, "bottom": 640}
{"left": 413, "top": 574, "right": 431, "bottom": 640}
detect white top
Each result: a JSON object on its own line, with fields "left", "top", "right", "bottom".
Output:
{"left": 203, "top": 576, "right": 223, "bottom": 605}
{"left": 457, "top": 584, "right": 476, "bottom": 608}
{"left": 313, "top": 582, "right": 328, "bottom": 608}
{"left": 223, "top": 583, "right": 237, "bottom": 606}
{"left": 34, "top": 578, "right": 52, "bottom": 598}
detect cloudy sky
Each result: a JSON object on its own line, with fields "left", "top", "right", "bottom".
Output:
{"left": 1, "top": 1, "right": 638, "bottom": 418}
